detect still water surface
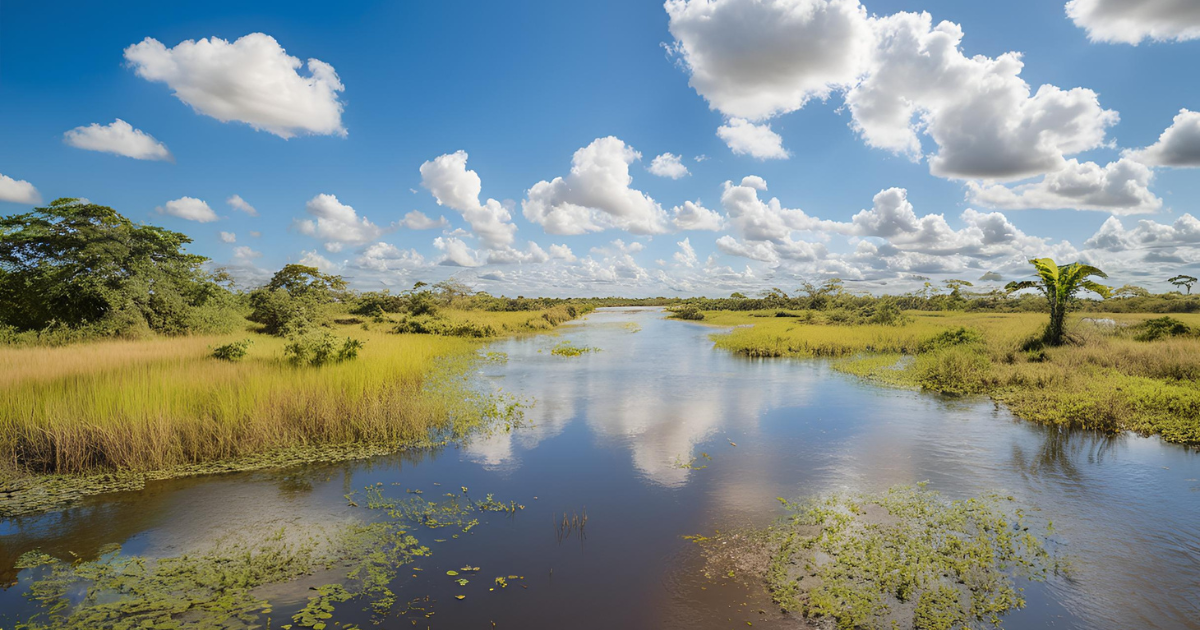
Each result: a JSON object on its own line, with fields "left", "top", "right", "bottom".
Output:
{"left": 2, "top": 307, "right": 1198, "bottom": 628}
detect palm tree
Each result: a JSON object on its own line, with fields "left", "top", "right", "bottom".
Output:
{"left": 1005, "top": 258, "right": 1111, "bottom": 346}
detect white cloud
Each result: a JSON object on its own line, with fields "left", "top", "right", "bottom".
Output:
{"left": 740, "top": 175, "right": 768, "bottom": 191}
{"left": 716, "top": 118, "right": 789, "bottom": 159}
{"left": 666, "top": 1, "right": 1119, "bottom": 182}
{"left": 0, "top": 173, "right": 41, "bottom": 204}
{"left": 219, "top": 231, "right": 237, "bottom": 243}
{"left": 967, "top": 158, "right": 1161, "bottom": 215}
{"left": 549, "top": 244, "right": 577, "bottom": 262}
{"left": 63, "top": 119, "right": 173, "bottom": 161}
{"left": 671, "top": 200, "right": 726, "bottom": 231}
{"left": 648, "top": 152, "right": 691, "bottom": 179}
{"left": 295, "top": 194, "right": 383, "bottom": 252}
{"left": 226, "top": 194, "right": 258, "bottom": 216}
{"left": 419, "top": 151, "right": 517, "bottom": 248}
{"left": 157, "top": 196, "right": 218, "bottom": 222}
{"left": 665, "top": 0, "right": 871, "bottom": 120}
{"left": 400, "top": 210, "right": 449, "bottom": 230}
{"left": 124, "top": 33, "right": 346, "bottom": 138}
{"left": 1066, "top": 0, "right": 1200, "bottom": 44}
{"left": 487, "top": 243, "right": 551, "bottom": 265}
{"left": 1127, "top": 109, "right": 1200, "bottom": 167}
{"left": 354, "top": 242, "right": 426, "bottom": 272}
{"left": 232, "top": 245, "right": 262, "bottom": 262}
{"left": 523, "top": 136, "right": 671, "bottom": 235}
{"left": 674, "top": 237, "right": 699, "bottom": 267}
{"left": 298, "top": 250, "right": 339, "bottom": 272}
{"left": 433, "top": 236, "right": 482, "bottom": 267}
{"left": 1084, "top": 214, "right": 1200, "bottom": 251}
{"left": 847, "top": 12, "right": 1117, "bottom": 181}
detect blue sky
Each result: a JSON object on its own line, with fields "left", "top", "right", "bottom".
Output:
{"left": 2, "top": 0, "right": 1198, "bottom": 296}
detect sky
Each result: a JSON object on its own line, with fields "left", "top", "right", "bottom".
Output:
{"left": 1, "top": 0, "right": 1199, "bottom": 297}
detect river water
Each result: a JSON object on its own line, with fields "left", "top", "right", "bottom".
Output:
{"left": 2, "top": 307, "right": 1198, "bottom": 629}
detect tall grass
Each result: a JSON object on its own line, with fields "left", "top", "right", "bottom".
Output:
{"left": 702, "top": 310, "right": 1200, "bottom": 444}
{"left": 0, "top": 307, "right": 584, "bottom": 477}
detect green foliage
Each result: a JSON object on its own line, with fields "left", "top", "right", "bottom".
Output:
{"left": 392, "top": 314, "right": 498, "bottom": 337}
{"left": 921, "top": 326, "right": 984, "bottom": 351}
{"left": 671, "top": 306, "right": 706, "bottom": 320}
{"left": 551, "top": 341, "right": 597, "bottom": 357}
{"left": 1168, "top": 274, "right": 1197, "bottom": 295}
{"left": 0, "top": 198, "right": 238, "bottom": 339}
{"left": 211, "top": 338, "right": 252, "bottom": 361}
{"left": 249, "top": 265, "right": 348, "bottom": 336}
{"left": 1133, "top": 316, "right": 1193, "bottom": 342}
{"left": 284, "top": 332, "right": 364, "bottom": 367}
{"left": 1006, "top": 258, "right": 1110, "bottom": 346}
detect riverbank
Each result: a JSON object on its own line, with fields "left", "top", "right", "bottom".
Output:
{"left": 0, "top": 307, "right": 589, "bottom": 516}
{"left": 686, "top": 310, "right": 1200, "bottom": 444}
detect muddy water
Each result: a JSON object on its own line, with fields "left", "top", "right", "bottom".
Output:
{"left": 2, "top": 307, "right": 1198, "bottom": 629}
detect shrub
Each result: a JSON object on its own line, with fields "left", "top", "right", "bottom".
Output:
{"left": 284, "top": 332, "right": 364, "bottom": 367}
{"left": 672, "top": 306, "right": 705, "bottom": 321}
{"left": 915, "top": 346, "right": 992, "bottom": 395}
{"left": 1134, "top": 316, "right": 1192, "bottom": 342}
{"left": 920, "top": 326, "right": 983, "bottom": 351}
{"left": 211, "top": 339, "right": 252, "bottom": 362}
{"left": 391, "top": 315, "right": 497, "bottom": 338}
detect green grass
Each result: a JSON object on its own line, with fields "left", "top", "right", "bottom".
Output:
{"left": 0, "top": 307, "right": 587, "bottom": 486}
{"left": 697, "top": 310, "right": 1200, "bottom": 444}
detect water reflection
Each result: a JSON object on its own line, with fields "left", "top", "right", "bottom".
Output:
{"left": 2, "top": 307, "right": 1198, "bottom": 630}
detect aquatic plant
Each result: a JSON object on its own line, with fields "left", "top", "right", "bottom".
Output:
{"left": 550, "top": 341, "right": 597, "bottom": 357}
{"left": 688, "top": 486, "right": 1060, "bottom": 630}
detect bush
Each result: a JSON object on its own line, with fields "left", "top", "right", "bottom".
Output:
{"left": 284, "top": 332, "right": 364, "bottom": 367}
{"left": 921, "top": 326, "right": 984, "bottom": 351}
{"left": 915, "top": 346, "right": 992, "bottom": 395}
{"left": 1134, "top": 316, "right": 1193, "bottom": 342}
{"left": 211, "top": 339, "right": 253, "bottom": 361}
{"left": 672, "top": 306, "right": 705, "bottom": 321}
{"left": 391, "top": 314, "right": 497, "bottom": 338}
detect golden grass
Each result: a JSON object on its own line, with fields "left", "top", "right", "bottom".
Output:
{"left": 700, "top": 310, "right": 1200, "bottom": 443}
{"left": 0, "top": 308, "right": 582, "bottom": 477}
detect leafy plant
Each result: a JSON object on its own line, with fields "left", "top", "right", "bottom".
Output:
{"left": 1134, "top": 316, "right": 1192, "bottom": 342}
{"left": 671, "top": 306, "right": 705, "bottom": 321}
{"left": 1168, "top": 274, "right": 1197, "bottom": 295}
{"left": 284, "top": 332, "right": 365, "bottom": 367}
{"left": 1005, "top": 258, "right": 1111, "bottom": 346}
{"left": 211, "top": 339, "right": 253, "bottom": 362}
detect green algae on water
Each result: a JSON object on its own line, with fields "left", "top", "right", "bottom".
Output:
{"left": 687, "top": 485, "right": 1063, "bottom": 630}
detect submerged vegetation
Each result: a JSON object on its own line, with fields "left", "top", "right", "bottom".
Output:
{"left": 688, "top": 486, "right": 1058, "bottom": 630}
{"left": 11, "top": 484, "right": 526, "bottom": 629}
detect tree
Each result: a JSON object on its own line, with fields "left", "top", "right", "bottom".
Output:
{"left": 249, "top": 265, "right": 348, "bottom": 335}
{"left": 1168, "top": 274, "right": 1197, "bottom": 295}
{"left": 799, "top": 278, "right": 843, "bottom": 310}
{"left": 0, "top": 198, "right": 230, "bottom": 334}
{"left": 943, "top": 279, "right": 973, "bottom": 298}
{"left": 1005, "top": 258, "right": 1111, "bottom": 346}
{"left": 1112, "top": 284, "right": 1150, "bottom": 298}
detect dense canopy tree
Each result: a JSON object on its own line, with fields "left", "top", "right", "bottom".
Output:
{"left": 0, "top": 198, "right": 232, "bottom": 335}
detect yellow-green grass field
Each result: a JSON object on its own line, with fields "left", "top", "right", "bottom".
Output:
{"left": 696, "top": 310, "right": 1200, "bottom": 444}
{"left": 0, "top": 308, "right": 584, "bottom": 484}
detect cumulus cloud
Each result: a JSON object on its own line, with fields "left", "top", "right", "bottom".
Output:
{"left": 716, "top": 118, "right": 790, "bottom": 159}
{"left": 157, "top": 196, "right": 218, "bottom": 222}
{"left": 354, "top": 242, "right": 426, "bottom": 272}
{"left": 666, "top": 1, "right": 1118, "bottom": 183}
{"left": 523, "top": 136, "right": 670, "bottom": 235}
{"left": 1127, "top": 109, "right": 1200, "bottom": 167}
{"left": 219, "top": 231, "right": 237, "bottom": 243}
{"left": 434, "top": 236, "right": 482, "bottom": 267}
{"left": 124, "top": 33, "right": 346, "bottom": 138}
{"left": 298, "top": 250, "right": 339, "bottom": 271}
{"left": 226, "top": 194, "right": 258, "bottom": 215}
{"left": 486, "top": 243, "right": 551, "bottom": 265}
{"left": 420, "top": 151, "right": 517, "bottom": 248}
{"left": 674, "top": 237, "right": 699, "bottom": 267}
{"left": 1084, "top": 214, "right": 1200, "bottom": 251}
{"left": 549, "top": 243, "right": 577, "bottom": 262}
{"left": 400, "top": 210, "right": 449, "bottom": 230}
{"left": 848, "top": 11, "right": 1117, "bottom": 181}
{"left": 968, "top": 158, "right": 1161, "bottom": 215}
{"left": 0, "top": 173, "right": 41, "bottom": 204}
{"left": 232, "top": 245, "right": 262, "bottom": 262}
{"left": 671, "top": 200, "right": 726, "bottom": 231}
{"left": 665, "top": 0, "right": 871, "bottom": 120}
{"left": 295, "top": 194, "right": 383, "bottom": 252}
{"left": 63, "top": 119, "right": 173, "bottom": 161}
{"left": 648, "top": 152, "right": 691, "bottom": 178}
{"left": 1066, "top": 0, "right": 1200, "bottom": 44}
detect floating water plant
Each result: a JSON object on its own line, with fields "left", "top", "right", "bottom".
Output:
{"left": 550, "top": 341, "right": 598, "bottom": 357}
{"left": 686, "top": 485, "right": 1061, "bottom": 630}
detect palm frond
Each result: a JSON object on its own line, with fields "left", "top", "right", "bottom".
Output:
{"left": 1079, "top": 280, "right": 1111, "bottom": 299}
